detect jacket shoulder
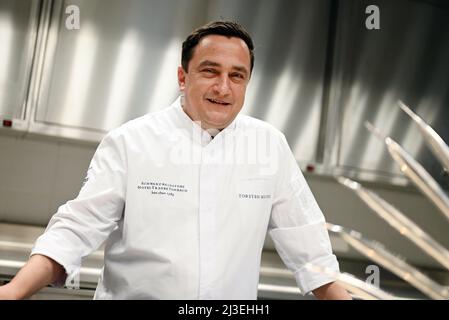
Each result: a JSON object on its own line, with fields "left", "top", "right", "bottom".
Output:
{"left": 237, "top": 114, "right": 285, "bottom": 139}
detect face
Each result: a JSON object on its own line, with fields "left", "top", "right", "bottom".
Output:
{"left": 178, "top": 34, "right": 251, "bottom": 130}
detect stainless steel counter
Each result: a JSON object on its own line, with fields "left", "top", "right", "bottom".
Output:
{"left": 0, "top": 222, "right": 307, "bottom": 299}
{"left": 1, "top": 222, "right": 437, "bottom": 300}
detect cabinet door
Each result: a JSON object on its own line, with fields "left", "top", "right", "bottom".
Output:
{"left": 34, "top": 0, "right": 207, "bottom": 139}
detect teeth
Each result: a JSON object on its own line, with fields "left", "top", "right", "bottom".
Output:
{"left": 208, "top": 99, "right": 229, "bottom": 105}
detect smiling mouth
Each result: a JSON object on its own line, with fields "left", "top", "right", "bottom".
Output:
{"left": 207, "top": 98, "right": 231, "bottom": 106}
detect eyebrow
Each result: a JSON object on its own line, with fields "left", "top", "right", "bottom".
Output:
{"left": 198, "top": 60, "right": 249, "bottom": 76}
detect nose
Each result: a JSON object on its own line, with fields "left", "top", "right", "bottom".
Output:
{"left": 213, "top": 74, "right": 231, "bottom": 96}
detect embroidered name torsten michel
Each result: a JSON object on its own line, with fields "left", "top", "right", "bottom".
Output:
{"left": 239, "top": 193, "right": 271, "bottom": 199}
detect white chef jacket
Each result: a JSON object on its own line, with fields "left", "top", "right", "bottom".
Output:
{"left": 31, "top": 97, "right": 339, "bottom": 299}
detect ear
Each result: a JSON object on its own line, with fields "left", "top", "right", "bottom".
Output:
{"left": 177, "top": 66, "right": 186, "bottom": 91}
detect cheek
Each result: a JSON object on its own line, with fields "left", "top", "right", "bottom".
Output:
{"left": 185, "top": 75, "right": 206, "bottom": 89}
{"left": 191, "top": 80, "right": 215, "bottom": 96}
{"left": 234, "top": 85, "right": 247, "bottom": 100}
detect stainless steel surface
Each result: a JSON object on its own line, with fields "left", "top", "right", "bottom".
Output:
{"left": 326, "top": 0, "right": 449, "bottom": 188}
{"left": 27, "top": 0, "right": 198, "bottom": 142}
{"left": 1, "top": 222, "right": 441, "bottom": 299}
{"left": 0, "top": 223, "right": 103, "bottom": 286}
{"left": 0, "top": 0, "right": 40, "bottom": 120}
{"left": 366, "top": 122, "right": 449, "bottom": 221}
{"left": 0, "top": 222, "right": 313, "bottom": 299}
{"left": 338, "top": 176, "right": 449, "bottom": 270}
{"left": 34, "top": 0, "right": 190, "bottom": 130}
{"left": 399, "top": 101, "right": 449, "bottom": 173}
{"left": 327, "top": 222, "right": 449, "bottom": 300}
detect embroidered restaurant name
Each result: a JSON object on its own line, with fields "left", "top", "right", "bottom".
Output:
{"left": 137, "top": 181, "right": 188, "bottom": 197}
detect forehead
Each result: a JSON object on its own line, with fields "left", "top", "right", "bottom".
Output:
{"left": 190, "top": 34, "right": 251, "bottom": 69}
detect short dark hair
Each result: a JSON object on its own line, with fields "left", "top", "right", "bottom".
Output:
{"left": 181, "top": 20, "right": 254, "bottom": 74}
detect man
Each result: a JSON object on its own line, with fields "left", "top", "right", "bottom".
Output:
{"left": 0, "top": 21, "right": 350, "bottom": 300}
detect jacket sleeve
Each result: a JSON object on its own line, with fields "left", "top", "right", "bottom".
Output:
{"left": 269, "top": 133, "right": 339, "bottom": 295}
{"left": 30, "top": 129, "right": 127, "bottom": 287}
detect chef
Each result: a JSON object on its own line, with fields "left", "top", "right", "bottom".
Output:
{"left": 0, "top": 21, "right": 351, "bottom": 300}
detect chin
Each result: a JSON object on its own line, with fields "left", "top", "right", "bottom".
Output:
{"left": 203, "top": 111, "right": 230, "bottom": 125}
{"left": 204, "top": 116, "right": 230, "bottom": 129}
{"left": 207, "top": 120, "right": 228, "bottom": 129}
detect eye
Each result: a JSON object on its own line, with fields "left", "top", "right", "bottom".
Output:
{"left": 201, "top": 68, "right": 217, "bottom": 74}
{"left": 231, "top": 73, "right": 245, "bottom": 80}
